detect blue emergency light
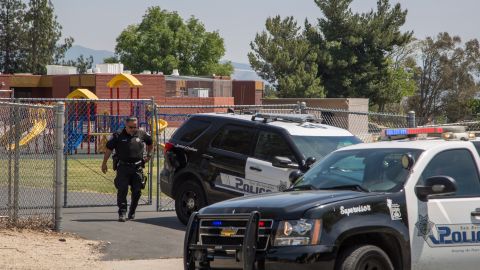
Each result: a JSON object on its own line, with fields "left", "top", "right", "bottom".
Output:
{"left": 383, "top": 127, "right": 444, "bottom": 137}
{"left": 212, "top": 221, "right": 223, "bottom": 227}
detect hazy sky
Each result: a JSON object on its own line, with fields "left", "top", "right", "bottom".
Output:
{"left": 52, "top": 0, "right": 480, "bottom": 63}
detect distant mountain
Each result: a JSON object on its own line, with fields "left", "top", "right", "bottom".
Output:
{"left": 230, "top": 62, "right": 263, "bottom": 81}
{"left": 64, "top": 45, "right": 114, "bottom": 65}
{"left": 65, "top": 45, "right": 264, "bottom": 81}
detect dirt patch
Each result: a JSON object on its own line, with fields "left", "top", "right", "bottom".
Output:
{"left": 0, "top": 229, "right": 107, "bottom": 270}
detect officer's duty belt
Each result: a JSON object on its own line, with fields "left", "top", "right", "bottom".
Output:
{"left": 118, "top": 160, "right": 143, "bottom": 167}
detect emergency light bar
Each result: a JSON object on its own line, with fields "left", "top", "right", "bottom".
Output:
{"left": 383, "top": 127, "right": 444, "bottom": 137}
{"left": 381, "top": 126, "right": 475, "bottom": 141}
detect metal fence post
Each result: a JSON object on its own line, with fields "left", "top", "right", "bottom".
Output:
{"left": 55, "top": 102, "right": 65, "bottom": 232}
{"left": 13, "top": 102, "right": 20, "bottom": 223}
{"left": 154, "top": 103, "right": 161, "bottom": 211}
{"left": 149, "top": 98, "right": 156, "bottom": 205}
{"left": 7, "top": 104, "right": 13, "bottom": 219}
{"left": 63, "top": 104, "right": 68, "bottom": 207}
{"left": 300, "top": 102, "right": 307, "bottom": 114}
{"left": 407, "top": 111, "right": 416, "bottom": 128}
{"left": 156, "top": 104, "right": 161, "bottom": 211}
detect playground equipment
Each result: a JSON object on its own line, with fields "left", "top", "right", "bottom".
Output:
{"left": 64, "top": 75, "right": 150, "bottom": 154}
{"left": 0, "top": 108, "right": 48, "bottom": 151}
{"left": 65, "top": 89, "right": 99, "bottom": 153}
{"left": 107, "top": 73, "right": 143, "bottom": 116}
{"left": 152, "top": 118, "right": 168, "bottom": 148}
{"left": 61, "top": 75, "right": 169, "bottom": 154}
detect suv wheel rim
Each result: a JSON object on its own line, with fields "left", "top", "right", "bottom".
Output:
{"left": 186, "top": 198, "right": 195, "bottom": 209}
{"left": 182, "top": 191, "right": 197, "bottom": 214}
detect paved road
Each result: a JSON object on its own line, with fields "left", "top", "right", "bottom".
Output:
{"left": 63, "top": 205, "right": 185, "bottom": 260}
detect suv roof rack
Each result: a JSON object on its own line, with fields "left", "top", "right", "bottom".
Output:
{"left": 251, "top": 113, "right": 319, "bottom": 124}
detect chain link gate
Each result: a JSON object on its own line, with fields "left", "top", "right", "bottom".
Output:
{"left": 1, "top": 98, "right": 158, "bottom": 208}
{"left": 62, "top": 98, "right": 157, "bottom": 207}
{"left": 0, "top": 101, "right": 63, "bottom": 229}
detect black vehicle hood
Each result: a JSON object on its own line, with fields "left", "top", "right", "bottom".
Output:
{"left": 199, "top": 190, "right": 374, "bottom": 220}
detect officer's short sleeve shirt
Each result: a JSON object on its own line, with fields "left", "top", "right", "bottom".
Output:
{"left": 106, "top": 129, "right": 152, "bottom": 162}
{"left": 105, "top": 132, "right": 119, "bottom": 151}
{"left": 142, "top": 131, "right": 153, "bottom": 146}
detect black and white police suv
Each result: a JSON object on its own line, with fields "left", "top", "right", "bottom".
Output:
{"left": 160, "top": 113, "right": 361, "bottom": 224}
{"left": 184, "top": 126, "right": 480, "bottom": 270}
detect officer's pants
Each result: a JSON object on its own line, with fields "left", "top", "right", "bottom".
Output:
{"left": 114, "top": 164, "right": 143, "bottom": 215}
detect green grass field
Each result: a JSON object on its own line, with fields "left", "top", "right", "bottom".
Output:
{"left": 0, "top": 155, "right": 162, "bottom": 196}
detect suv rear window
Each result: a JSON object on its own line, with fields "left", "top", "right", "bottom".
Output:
{"left": 211, "top": 125, "right": 255, "bottom": 155}
{"left": 175, "top": 119, "right": 211, "bottom": 143}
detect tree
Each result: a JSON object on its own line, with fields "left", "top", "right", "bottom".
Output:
{"left": 407, "top": 33, "right": 480, "bottom": 124}
{"left": 23, "top": 0, "right": 73, "bottom": 74}
{"left": 249, "top": 16, "right": 324, "bottom": 98}
{"left": 264, "top": 84, "right": 278, "bottom": 98}
{"left": 62, "top": 54, "right": 94, "bottom": 74}
{"left": 372, "top": 42, "right": 419, "bottom": 112}
{"left": 310, "top": 0, "right": 412, "bottom": 108}
{"left": 0, "top": 0, "right": 26, "bottom": 73}
{"left": 103, "top": 56, "right": 119, "bottom": 63}
{"left": 115, "top": 7, "right": 233, "bottom": 76}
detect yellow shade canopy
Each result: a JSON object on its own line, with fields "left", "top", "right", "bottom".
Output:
{"left": 66, "top": 88, "right": 99, "bottom": 99}
{"left": 107, "top": 73, "right": 143, "bottom": 88}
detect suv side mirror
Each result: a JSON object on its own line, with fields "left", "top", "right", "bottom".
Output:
{"left": 289, "top": 170, "right": 304, "bottom": 184}
{"left": 273, "top": 156, "right": 298, "bottom": 169}
{"left": 415, "top": 176, "right": 457, "bottom": 202}
{"left": 305, "top": 157, "right": 316, "bottom": 167}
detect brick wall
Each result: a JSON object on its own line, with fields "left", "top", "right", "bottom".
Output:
{"left": 52, "top": 75, "right": 71, "bottom": 98}
{"left": 0, "top": 75, "right": 12, "bottom": 98}
{"left": 94, "top": 74, "right": 165, "bottom": 100}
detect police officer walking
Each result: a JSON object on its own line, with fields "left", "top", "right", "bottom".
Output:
{"left": 101, "top": 117, "right": 153, "bottom": 222}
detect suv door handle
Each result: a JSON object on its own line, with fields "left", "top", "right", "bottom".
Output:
{"left": 471, "top": 211, "right": 480, "bottom": 217}
{"left": 249, "top": 166, "right": 262, "bottom": 172}
{"left": 202, "top": 154, "right": 213, "bottom": 160}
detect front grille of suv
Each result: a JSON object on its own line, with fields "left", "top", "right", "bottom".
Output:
{"left": 199, "top": 219, "right": 273, "bottom": 251}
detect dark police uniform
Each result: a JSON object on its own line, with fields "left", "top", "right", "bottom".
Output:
{"left": 106, "top": 128, "right": 153, "bottom": 217}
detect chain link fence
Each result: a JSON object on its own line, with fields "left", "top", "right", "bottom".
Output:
{"left": 421, "top": 120, "right": 480, "bottom": 133}
{"left": 0, "top": 98, "right": 158, "bottom": 208}
{"left": 304, "top": 107, "right": 411, "bottom": 142}
{"left": 0, "top": 101, "right": 63, "bottom": 229}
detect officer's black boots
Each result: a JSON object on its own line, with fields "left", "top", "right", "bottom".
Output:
{"left": 118, "top": 213, "right": 127, "bottom": 222}
{"left": 128, "top": 212, "right": 135, "bottom": 220}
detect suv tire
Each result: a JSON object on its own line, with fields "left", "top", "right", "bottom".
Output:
{"left": 338, "top": 245, "right": 393, "bottom": 270}
{"left": 175, "top": 180, "right": 206, "bottom": 225}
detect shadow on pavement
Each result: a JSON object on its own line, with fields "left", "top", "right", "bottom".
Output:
{"left": 133, "top": 216, "right": 186, "bottom": 231}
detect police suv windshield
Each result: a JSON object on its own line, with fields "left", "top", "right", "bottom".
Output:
{"left": 291, "top": 136, "right": 362, "bottom": 161}
{"left": 293, "top": 148, "right": 423, "bottom": 192}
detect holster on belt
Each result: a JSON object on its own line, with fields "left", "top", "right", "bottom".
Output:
{"left": 112, "top": 153, "right": 119, "bottom": 171}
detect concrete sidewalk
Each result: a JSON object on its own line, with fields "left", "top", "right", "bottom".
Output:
{"left": 102, "top": 258, "right": 182, "bottom": 270}
{"left": 63, "top": 205, "right": 185, "bottom": 260}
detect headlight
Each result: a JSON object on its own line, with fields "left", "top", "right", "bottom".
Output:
{"left": 273, "top": 219, "right": 322, "bottom": 246}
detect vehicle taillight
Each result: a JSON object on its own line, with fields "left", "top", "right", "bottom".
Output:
{"left": 163, "top": 142, "right": 174, "bottom": 155}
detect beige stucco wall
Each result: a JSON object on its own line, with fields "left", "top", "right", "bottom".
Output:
{"left": 262, "top": 98, "right": 370, "bottom": 139}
